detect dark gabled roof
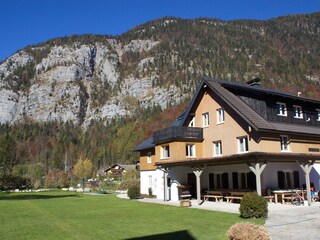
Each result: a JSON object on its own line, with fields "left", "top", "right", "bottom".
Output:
{"left": 104, "top": 164, "right": 137, "bottom": 172}
{"left": 180, "top": 77, "right": 320, "bottom": 137}
{"left": 132, "top": 137, "right": 154, "bottom": 151}
{"left": 203, "top": 76, "right": 320, "bottom": 104}
{"left": 132, "top": 111, "right": 187, "bottom": 151}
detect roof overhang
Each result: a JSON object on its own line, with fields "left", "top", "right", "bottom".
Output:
{"left": 155, "top": 152, "right": 320, "bottom": 168}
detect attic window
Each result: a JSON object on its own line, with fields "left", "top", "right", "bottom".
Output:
{"left": 202, "top": 112, "right": 209, "bottom": 127}
{"left": 293, "top": 105, "right": 303, "bottom": 119}
{"left": 217, "top": 108, "right": 225, "bottom": 124}
{"left": 277, "top": 102, "right": 287, "bottom": 117}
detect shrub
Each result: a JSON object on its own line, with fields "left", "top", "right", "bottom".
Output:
{"left": 227, "top": 223, "right": 270, "bottom": 240}
{"left": 239, "top": 192, "right": 268, "bottom": 218}
{"left": 45, "top": 169, "right": 69, "bottom": 188}
{"left": 117, "top": 178, "right": 140, "bottom": 191}
{"left": 127, "top": 185, "right": 140, "bottom": 199}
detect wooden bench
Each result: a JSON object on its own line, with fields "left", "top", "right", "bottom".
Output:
{"left": 263, "top": 196, "right": 275, "bottom": 203}
{"left": 203, "top": 195, "right": 224, "bottom": 202}
{"left": 282, "top": 196, "right": 293, "bottom": 204}
{"left": 180, "top": 194, "right": 191, "bottom": 200}
{"left": 225, "top": 196, "right": 242, "bottom": 203}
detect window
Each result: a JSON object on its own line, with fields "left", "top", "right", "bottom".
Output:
{"left": 214, "top": 173, "right": 229, "bottom": 189}
{"left": 277, "top": 102, "right": 287, "bottom": 116}
{"left": 147, "top": 152, "right": 152, "bottom": 163}
{"left": 188, "top": 117, "right": 195, "bottom": 127}
{"left": 293, "top": 105, "right": 303, "bottom": 119}
{"left": 148, "top": 175, "right": 152, "bottom": 187}
{"left": 238, "top": 136, "right": 248, "bottom": 153}
{"left": 280, "top": 136, "right": 290, "bottom": 152}
{"left": 202, "top": 112, "right": 209, "bottom": 127}
{"left": 186, "top": 144, "right": 196, "bottom": 157}
{"left": 277, "top": 171, "right": 299, "bottom": 189}
{"left": 209, "top": 173, "right": 214, "bottom": 190}
{"left": 213, "top": 141, "right": 222, "bottom": 156}
{"left": 240, "top": 172, "right": 256, "bottom": 190}
{"left": 161, "top": 145, "right": 170, "bottom": 159}
{"left": 317, "top": 109, "right": 320, "bottom": 121}
{"left": 217, "top": 108, "right": 225, "bottom": 124}
{"left": 232, "top": 172, "right": 239, "bottom": 189}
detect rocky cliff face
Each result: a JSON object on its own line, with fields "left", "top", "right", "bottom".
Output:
{"left": 0, "top": 39, "right": 185, "bottom": 126}
{"left": 1, "top": 13, "right": 320, "bottom": 126}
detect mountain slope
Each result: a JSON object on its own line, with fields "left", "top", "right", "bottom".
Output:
{"left": 0, "top": 13, "right": 319, "bottom": 126}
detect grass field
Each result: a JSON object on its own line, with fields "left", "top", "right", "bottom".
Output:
{"left": 0, "top": 191, "right": 263, "bottom": 239}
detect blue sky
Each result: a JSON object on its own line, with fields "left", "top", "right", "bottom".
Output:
{"left": 1, "top": 0, "right": 320, "bottom": 61}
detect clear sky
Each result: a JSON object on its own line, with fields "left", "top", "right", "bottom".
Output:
{"left": 1, "top": 0, "right": 320, "bottom": 61}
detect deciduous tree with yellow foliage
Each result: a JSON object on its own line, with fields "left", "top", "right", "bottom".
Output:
{"left": 73, "top": 155, "right": 94, "bottom": 191}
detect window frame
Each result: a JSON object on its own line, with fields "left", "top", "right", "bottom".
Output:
{"left": 217, "top": 108, "right": 225, "bottom": 124}
{"left": 213, "top": 141, "right": 222, "bottom": 156}
{"left": 317, "top": 109, "right": 320, "bottom": 121}
{"left": 188, "top": 116, "right": 195, "bottom": 127}
{"left": 293, "top": 105, "right": 303, "bottom": 119}
{"left": 161, "top": 145, "right": 170, "bottom": 159}
{"left": 238, "top": 136, "right": 249, "bottom": 153}
{"left": 147, "top": 152, "right": 152, "bottom": 164}
{"left": 277, "top": 102, "right": 287, "bottom": 117}
{"left": 202, "top": 112, "right": 210, "bottom": 127}
{"left": 148, "top": 175, "right": 152, "bottom": 187}
{"left": 280, "top": 135, "right": 290, "bottom": 152}
{"left": 186, "top": 144, "right": 196, "bottom": 158}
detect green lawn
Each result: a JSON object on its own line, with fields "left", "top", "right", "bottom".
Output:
{"left": 0, "top": 191, "right": 263, "bottom": 240}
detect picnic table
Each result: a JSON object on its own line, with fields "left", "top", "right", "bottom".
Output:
{"left": 273, "top": 190, "right": 305, "bottom": 204}
{"left": 225, "top": 191, "right": 246, "bottom": 203}
{"left": 203, "top": 190, "right": 224, "bottom": 202}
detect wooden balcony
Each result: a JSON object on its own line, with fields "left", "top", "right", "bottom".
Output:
{"left": 153, "top": 126, "right": 203, "bottom": 144}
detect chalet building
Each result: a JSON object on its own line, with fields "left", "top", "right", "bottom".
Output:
{"left": 104, "top": 164, "right": 138, "bottom": 181}
{"left": 133, "top": 77, "right": 320, "bottom": 205}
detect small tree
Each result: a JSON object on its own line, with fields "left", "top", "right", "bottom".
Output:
{"left": 73, "top": 156, "right": 94, "bottom": 191}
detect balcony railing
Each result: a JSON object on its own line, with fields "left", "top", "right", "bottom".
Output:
{"left": 153, "top": 126, "right": 203, "bottom": 144}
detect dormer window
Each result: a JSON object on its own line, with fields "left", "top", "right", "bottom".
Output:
{"left": 293, "top": 105, "right": 303, "bottom": 119}
{"left": 277, "top": 102, "right": 287, "bottom": 116}
{"left": 202, "top": 112, "right": 209, "bottom": 127}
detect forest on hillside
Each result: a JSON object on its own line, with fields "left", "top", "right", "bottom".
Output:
{"left": 0, "top": 102, "right": 189, "bottom": 190}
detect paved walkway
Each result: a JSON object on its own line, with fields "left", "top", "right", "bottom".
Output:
{"left": 117, "top": 194, "right": 320, "bottom": 239}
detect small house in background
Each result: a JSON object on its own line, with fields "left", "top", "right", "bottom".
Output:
{"left": 96, "top": 167, "right": 109, "bottom": 177}
{"left": 104, "top": 164, "right": 138, "bottom": 181}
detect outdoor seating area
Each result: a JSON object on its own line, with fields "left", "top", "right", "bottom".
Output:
{"left": 201, "top": 189, "right": 257, "bottom": 204}
{"left": 273, "top": 189, "right": 307, "bottom": 204}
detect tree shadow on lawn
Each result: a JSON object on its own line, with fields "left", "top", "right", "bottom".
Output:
{"left": 126, "top": 230, "right": 196, "bottom": 240}
{"left": 0, "top": 193, "right": 80, "bottom": 201}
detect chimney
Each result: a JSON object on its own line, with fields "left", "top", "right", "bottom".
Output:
{"left": 247, "top": 77, "right": 261, "bottom": 87}
{"left": 297, "top": 92, "right": 302, "bottom": 97}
